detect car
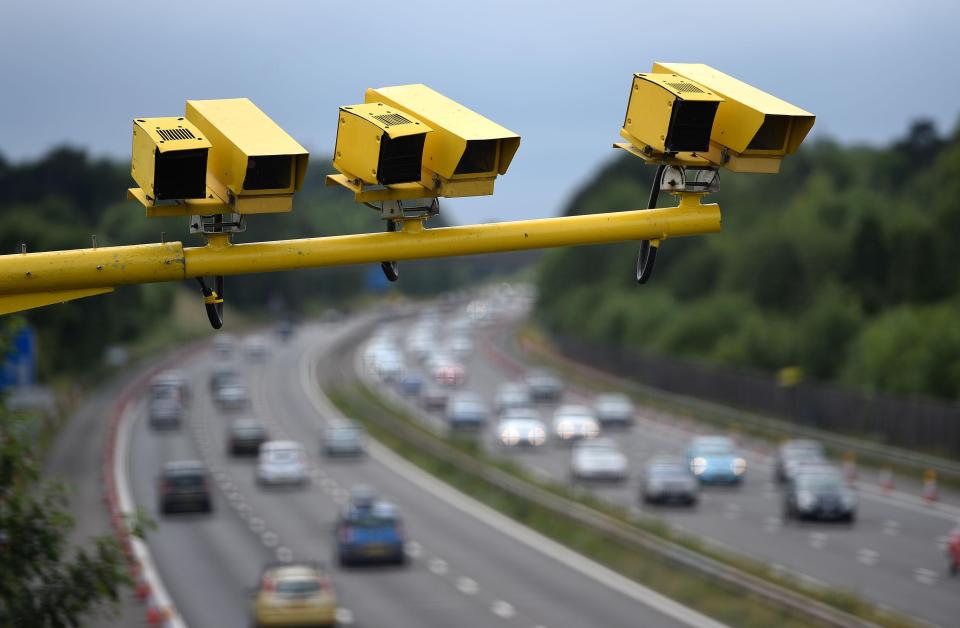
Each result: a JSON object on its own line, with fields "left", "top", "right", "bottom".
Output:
{"left": 525, "top": 369, "right": 564, "bottom": 402}
{"left": 148, "top": 398, "right": 183, "bottom": 430}
{"left": 373, "top": 351, "right": 404, "bottom": 382}
{"left": 774, "top": 439, "right": 826, "bottom": 483}
{"left": 212, "top": 333, "right": 237, "bottom": 359}
{"left": 445, "top": 393, "right": 489, "bottom": 430}
{"left": 593, "top": 393, "right": 635, "bottom": 427}
{"left": 209, "top": 366, "right": 241, "bottom": 395}
{"left": 157, "top": 461, "right": 212, "bottom": 514}
{"left": 420, "top": 385, "right": 449, "bottom": 412}
{"left": 551, "top": 404, "right": 600, "bottom": 444}
{"left": 570, "top": 438, "right": 627, "bottom": 482}
{"left": 783, "top": 471, "right": 857, "bottom": 522}
{"left": 431, "top": 360, "right": 466, "bottom": 387}
{"left": 335, "top": 496, "right": 407, "bottom": 566}
{"left": 214, "top": 381, "right": 249, "bottom": 411}
{"left": 257, "top": 441, "right": 308, "bottom": 486}
{"left": 253, "top": 562, "right": 337, "bottom": 628}
{"left": 227, "top": 418, "right": 269, "bottom": 456}
{"left": 685, "top": 435, "right": 746, "bottom": 484}
{"left": 151, "top": 370, "right": 191, "bottom": 404}
{"left": 243, "top": 335, "right": 270, "bottom": 361}
{"left": 496, "top": 409, "right": 547, "bottom": 447}
{"left": 275, "top": 319, "right": 295, "bottom": 343}
{"left": 398, "top": 372, "right": 425, "bottom": 396}
{"left": 321, "top": 421, "right": 366, "bottom": 458}
{"left": 640, "top": 456, "right": 699, "bottom": 505}
{"left": 445, "top": 334, "right": 474, "bottom": 358}
{"left": 494, "top": 383, "right": 532, "bottom": 415}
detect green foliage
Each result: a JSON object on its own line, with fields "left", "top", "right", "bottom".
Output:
{"left": 537, "top": 117, "right": 960, "bottom": 399}
{"left": 0, "top": 410, "right": 130, "bottom": 626}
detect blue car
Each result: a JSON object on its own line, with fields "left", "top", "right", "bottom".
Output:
{"left": 335, "top": 498, "right": 407, "bottom": 566}
{"left": 685, "top": 436, "right": 746, "bottom": 485}
{"left": 399, "top": 373, "right": 425, "bottom": 396}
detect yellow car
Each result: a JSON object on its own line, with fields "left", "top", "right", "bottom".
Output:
{"left": 253, "top": 563, "right": 337, "bottom": 627}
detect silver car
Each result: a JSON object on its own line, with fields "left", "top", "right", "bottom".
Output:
{"left": 641, "top": 456, "right": 699, "bottom": 505}
{"left": 496, "top": 409, "right": 547, "bottom": 447}
{"left": 525, "top": 369, "right": 564, "bottom": 402}
{"left": 551, "top": 404, "right": 600, "bottom": 444}
{"left": 494, "top": 383, "right": 531, "bottom": 415}
{"left": 446, "top": 393, "right": 489, "bottom": 430}
{"left": 322, "top": 421, "right": 366, "bottom": 458}
{"left": 593, "top": 393, "right": 635, "bottom": 427}
{"left": 570, "top": 438, "right": 628, "bottom": 482}
{"left": 257, "top": 441, "right": 308, "bottom": 486}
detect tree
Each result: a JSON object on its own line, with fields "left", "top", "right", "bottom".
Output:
{"left": 0, "top": 404, "right": 130, "bottom": 626}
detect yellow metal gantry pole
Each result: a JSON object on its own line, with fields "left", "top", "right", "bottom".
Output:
{"left": 0, "top": 195, "right": 719, "bottom": 315}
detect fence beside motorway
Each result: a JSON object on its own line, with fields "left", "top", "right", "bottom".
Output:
{"left": 549, "top": 333, "right": 960, "bottom": 460}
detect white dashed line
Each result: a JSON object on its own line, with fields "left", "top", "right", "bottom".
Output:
{"left": 882, "top": 520, "right": 900, "bottom": 536}
{"left": 936, "top": 535, "right": 950, "bottom": 552}
{"left": 456, "top": 576, "right": 478, "bottom": 595}
{"left": 275, "top": 546, "right": 293, "bottom": 562}
{"left": 491, "top": 600, "right": 515, "bottom": 618}
{"left": 321, "top": 478, "right": 338, "bottom": 492}
{"left": 249, "top": 517, "right": 266, "bottom": 534}
{"left": 857, "top": 549, "right": 879, "bottom": 566}
{"left": 914, "top": 567, "right": 939, "bottom": 586}
{"left": 428, "top": 558, "right": 449, "bottom": 575}
{"left": 405, "top": 541, "right": 422, "bottom": 558}
{"left": 335, "top": 607, "right": 355, "bottom": 625}
{"left": 261, "top": 531, "right": 279, "bottom": 548}
{"left": 808, "top": 532, "right": 828, "bottom": 550}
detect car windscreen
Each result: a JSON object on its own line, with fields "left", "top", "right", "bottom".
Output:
{"left": 266, "top": 449, "right": 299, "bottom": 463}
{"left": 650, "top": 465, "right": 689, "bottom": 479}
{"left": 275, "top": 578, "right": 320, "bottom": 596}
{"left": 165, "top": 474, "right": 205, "bottom": 487}
{"left": 796, "top": 475, "right": 843, "bottom": 492}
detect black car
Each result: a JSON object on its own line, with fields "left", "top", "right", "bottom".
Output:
{"left": 525, "top": 369, "right": 564, "bottom": 402}
{"left": 148, "top": 398, "right": 183, "bottom": 430}
{"left": 227, "top": 418, "right": 269, "bottom": 456}
{"left": 774, "top": 439, "right": 826, "bottom": 483}
{"left": 157, "top": 461, "right": 213, "bottom": 514}
{"left": 784, "top": 472, "right": 857, "bottom": 522}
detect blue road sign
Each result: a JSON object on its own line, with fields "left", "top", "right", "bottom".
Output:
{"left": 1, "top": 325, "right": 37, "bottom": 390}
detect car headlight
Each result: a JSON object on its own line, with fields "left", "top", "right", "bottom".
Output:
{"left": 583, "top": 421, "right": 599, "bottom": 439}
{"left": 500, "top": 428, "right": 519, "bottom": 446}
{"left": 690, "top": 457, "right": 708, "bottom": 475}
{"left": 797, "top": 490, "right": 816, "bottom": 510}
{"left": 731, "top": 457, "right": 747, "bottom": 475}
{"left": 529, "top": 427, "right": 546, "bottom": 446}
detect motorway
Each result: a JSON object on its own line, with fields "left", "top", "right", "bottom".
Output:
{"left": 366, "top": 302, "right": 960, "bottom": 628}
{"left": 120, "top": 316, "right": 718, "bottom": 628}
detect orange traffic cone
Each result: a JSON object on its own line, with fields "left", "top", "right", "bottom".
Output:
{"left": 923, "top": 469, "right": 939, "bottom": 505}
{"left": 842, "top": 452, "right": 857, "bottom": 485}
{"left": 879, "top": 468, "right": 894, "bottom": 495}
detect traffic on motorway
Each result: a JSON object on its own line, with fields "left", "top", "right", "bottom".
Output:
{"left": 127, "top": 304, "right": 711, "bottom": 628}
{"left": 356, "top": 285, "right": 960, "bottom": 627}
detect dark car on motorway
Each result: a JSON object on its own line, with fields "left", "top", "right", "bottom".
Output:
{"left": 148, "top": 398, "right": 183, "bottom": 430}
{"left": 227, "top": 418, "right": 269, "bottom": 456}
{"left": 525, "top": 369, "right": 564, "bottom": 402}
{"left": 445, "top": 393, "right": 489, "bottom": 431}
{"left": 784, "top": 471, "right": 857, "bottom": 522}
{"left": 640, "top": 456, "right": 699, "bottom": 505}
{"left": 398, "top": 372, "right": 425, "bottom": 396}
{"left": 774, "top": 439, "right": 826, "bottom": 483}
{"left": 209, "top": 366, "right": 241, "bottom": 395}
{"left": 335, "top": 488, "right": 406, "bottom": 566}
{"left": 420, "top": 384, "right": 449, "bottom": 412}
{"left": 157, "top": 461, "right": 212, "bottom": 514}
{"left": 321, "top": 421, "right": 366, "bottom": 458}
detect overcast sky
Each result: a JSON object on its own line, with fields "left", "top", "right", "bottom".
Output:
{"left": 2, "top": 0, "right": 958, "bottom": 224}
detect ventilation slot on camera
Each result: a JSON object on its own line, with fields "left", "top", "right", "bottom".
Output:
{"left": 157, "top": 127, "right": 197, "bottom": 141}
{"left": 666, "top": 82, "right": 705, "bottom": 94}
{"left": 372, "top": 113, "right": 413, "bottom": 127}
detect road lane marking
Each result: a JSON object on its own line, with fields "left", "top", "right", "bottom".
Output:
{"left": 335, "top": 608, "right": 355, "bottom": 625}
{"left": 405, "top": 540, "right": 422, "bottom": 558}
{"left": 857, "top": 549, "right": 878, "bottom": 566}
{"left": 261, "top": 531, "right": 279, "bottom": 548}
{"left": 882, "top": 520, "right": 900, "bottom": 536}
{"left": 428, "top": 558, "right": 449, "bottom": 575}
{"left": 249, "top": 516, "right": 266, "bottom": 533}
{"left": 491, "top": 600, "right": 515, "bottom": 618}
{"left": 456, "top": 576, "right": 479, "bottom": 595}
{"left": 808, "top": 532, "right": 827, "bottom": 550}
{"left": 276, "top": 546, "right": 293, "bottom": 562}
{"left": 914, "top": 567, "right": 938, "bottom": 585}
